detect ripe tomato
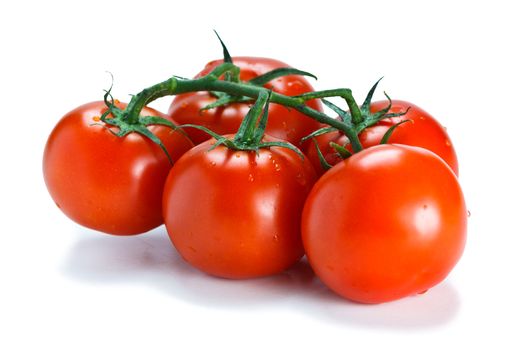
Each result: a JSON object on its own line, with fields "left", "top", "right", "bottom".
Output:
{"left": 302, "top": 144, "right": 467, "bottom": 303}
{"left": 43, "top": 101, "right": 194, "bottom": 235}
{"left": 162, "top": 135, "right": 317, "bottom": 279}
{"left": 305, "top": 100, "right": 459, "bottom": 175}
{"left": 168, "top": 57, "right": 323, "bottom": 148}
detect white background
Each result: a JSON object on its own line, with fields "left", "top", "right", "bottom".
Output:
{"left": 1, "top": 0, "right": 523, "bottom": 349}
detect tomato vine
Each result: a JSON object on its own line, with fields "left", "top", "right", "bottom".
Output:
{"left": 110, "top": 62, "right": 386, "bottom": 157}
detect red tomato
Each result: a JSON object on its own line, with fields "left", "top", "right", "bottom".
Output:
{"left": 162, "top": 135, "right": 317, "bottom": 279}
{"left": 168, "top": 57, "right": 323, "bottom": 148}
{"left": 306, "top": 100, "right": 459, "bottom": 175}
{"left": 43, "top": 101, "right": 194, "bottom": 235}
{"left": 302, "top": 144, "right": 467, "bottom": 303}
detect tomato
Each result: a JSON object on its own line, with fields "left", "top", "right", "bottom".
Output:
{"left": 305, "top": 100, "right": 459, "bottom": 175}
{"left": 302, "top": 144, "right": 467, "bottom": 303}
{"left": 162, "top": 135, "right": 317, "bottom": 279}
{"left": 168, "top": 57, "right": 323, "bottom": 148}
{"left": 43, "top": 101, "right": 194, "bottom": 235}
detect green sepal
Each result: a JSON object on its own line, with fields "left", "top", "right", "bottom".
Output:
{"left": 202, "top": 94, "right": 233, "bottom": 110}
{"left": 234, "top": 90, "right": 269, "bottom": 144}
{"left": 201, "top": 94, "right": 252, "bottom": 111}
{"left": 321, "top": 98, "right": 352, "bottom": 124}
{"left": 329, "top": 141, "right": 352, "bottom": 159}
{"left": 140, "top": 115, "right": 190, "bottom": 138}
{"left": 207, "top": 137, "right": 231, "bottom": 152}
{"left": 382, "top": 106, "right": 411, "bottom": 119}
{"left": 179, "top": 124, "right": 230, "bottom": 144}
{"left": 98, "top": 114, "right": 176, "bottom": 164}
{"left": 361, "top": 77, "right": 383, "bottom": 113}
{"left": 357, "top": 103, "right": 411, "bottom": 133}
{"left": 205, "top": 62, "right": 240, "bottom": 81}
{"left": 258, "top": 141, "right": 304, "bottom": 160}
{"left": 301, "top": 126, "right": 338, "bottom": 143}
{"left": 380, "top": 119, "right": 413, "bottom": 144}
{"left": 102, "top": 72, "right": 116, "bottom": 108}
{"left": 213, "top": 30, "right": 232, "bottom": 64}
{"left": 374, "top": 91, "right": 393, "bottom": 117}
{"left": 209, "top": 91, "right": 226, "bottom": 99}
{"left": 202, "top": 61, "right": 242, "bottom": 104}
{"left": 94, "top": 78, "right": 185, "bottom": 164}
{"left": 140, "top": 116, "right": 177, "bottom": 129}
{"left": 249, "top": 68, "right": 317, "bottom": 86}
{"left": 252, "top": 90, "right": 272, "bottom": 144}
{"left": 101, "top": 94, "right": 119, "bottom": 120}
{"left": 213, "top": 30, "right": 238, "bottom": 83}
{"left": 134, "top": 126, "right": 173, "bottom": 164}
{"left": 179, "top": 124, "right": 240, "bottom": 152}
{"left": 312, "top": 139, "right": 332, "bottom": 171}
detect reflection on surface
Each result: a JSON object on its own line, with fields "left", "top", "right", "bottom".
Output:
{"left": 413, "top": 202, "right": 441, "bottom": 237}
{"left": 63, "top": 228, "right": 460, "bottom": 330}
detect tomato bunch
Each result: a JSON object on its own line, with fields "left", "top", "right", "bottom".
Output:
{"left": 43, "top": 38, "right": 467, "bottom": 304}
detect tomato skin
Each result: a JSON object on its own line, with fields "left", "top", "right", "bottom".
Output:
{"left": 43, "top": 101, "right": 194, "bottom": 235}
{"left": 168, "top": 57, "right": 323, "bottom": 148}
{"left": 302, "top": 144, "right": 467, "bottom": 303}
{"left": 306, "top": 100, "right": 459, "bottom": 175}
{"left": 162, "top": 135, "right": 317, "bottom": 279}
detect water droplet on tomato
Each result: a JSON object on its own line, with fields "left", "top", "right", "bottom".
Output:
{"left": 445, "top": 139, "right": 451, "bottom": 146}
{"left": 287, "top": 81, "right": 304, "bottom": 89}
{"left": 296, "top": 173, "right": 307, "bottom": 186}
{"left": 272, "top": 234, "right": 279, "bottom": 242}
{"left": 210, "top": 161, "right": 216, "bottom": 167}
{"left": 270, "top": 158, "right": 281, "bottom": 172}
{"left": 248, "top": 174, "right": 254, "bottom": 182}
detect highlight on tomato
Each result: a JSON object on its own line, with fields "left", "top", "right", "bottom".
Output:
{"left": 163, "top": 91, "right": 317, "bottom": 279}
{"left": 168, "top": 34, "right": 323, "bottom": 148}
{"left": 301, "top": 144, "right": 467, "bottom": 304}
{"left": 43, "top": 98, "right": 194, "bottom": 235}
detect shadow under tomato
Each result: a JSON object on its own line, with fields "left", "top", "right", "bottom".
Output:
{"left": 62, "top": 228, "right": 460, "bottom": 330}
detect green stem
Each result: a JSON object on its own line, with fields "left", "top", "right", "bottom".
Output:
{"left": 234, "top": 90, "right": 269, "bottom": 144}
{"left": 125, "top": 79, "right": 178, "bottom": 124}
{"left": 294, "top": 89, "right": 363, "bottom": 124}
{"left": 124, "top": 64, "right": 363, "bottom": 151}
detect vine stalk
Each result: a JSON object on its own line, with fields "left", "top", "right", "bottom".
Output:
{"left": 123, "top": 63, "right": 364, "bottom": 152}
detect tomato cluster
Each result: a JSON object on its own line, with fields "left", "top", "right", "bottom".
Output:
{"left": 43, "top": 54, "right": 467, "bottom": 304}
